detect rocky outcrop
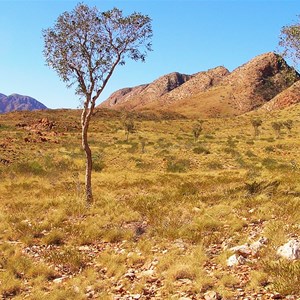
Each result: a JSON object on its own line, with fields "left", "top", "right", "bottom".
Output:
{"left": 260, "top": 80, "right": 300, "bottom": 111}
{"left": 161, "top": 66, "right": 230, "bottom": 104}
{"left": 227, "top": 237, "right": 268, "bottom": 267}
{"left": 219, "top": 52, "right": 300, "bottom": 113}
{"left": 0, "top": 93, "right": 47, "bottom": 113}
{"left": 101, "top": 72, "right": 193, "bottom": 109}
{"left": 277, "top": 239, "right": 300, "bottom": 260}
{"left": 99, "top": 52, "right": 300, "bottom": 118}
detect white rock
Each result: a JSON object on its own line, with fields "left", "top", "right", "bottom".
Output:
{"left": 204, "top": 291, "right": 220, "bottom": 300}
{"left": 250, "top": 237, "right": 268, "bottom": 255}
{"left": 226, "top": 254, "right": 246, "bottom": 267}
{"left": 53, "top": 277, "right": 64, "bottom": 283}
{"left": 140, "top": 269, "right": 154, "bottom": 277}
{"left": 277, "top": 239, "right": 300, "bottom": 260}
{"left": 230, "top": 237, "right": 267, "bottom": 257}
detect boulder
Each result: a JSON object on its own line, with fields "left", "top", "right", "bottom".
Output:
{"left": 277, "top": 239, "right": 300, "bottom": 260}
{"left": 227, "top": 254, "right": 246, "bottom": 267}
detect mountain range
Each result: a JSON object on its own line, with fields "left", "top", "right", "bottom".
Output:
{"left": 0, "top": 93, "right": 47, "bottom": 114}
{"left": 100, "top": 52, "right": 300, "bottom": 118}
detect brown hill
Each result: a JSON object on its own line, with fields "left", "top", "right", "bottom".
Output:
{"left": 160, "top": 66, "right": 230, "bottom": 104}
{"left": 101, "top": 72, "right": 193, "bottom": 109}
{"left": 99, "top": 52, "right": 299, "bottom": 117}
{"left": 259, "top": 80, "right": 300, "bottom": 112}
{"left": 165, "top": 52, "right": 299, "bottom": 117}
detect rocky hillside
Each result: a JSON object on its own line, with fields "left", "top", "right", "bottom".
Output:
{"left": 101, "top": 72, "right": 193, "bottom": 109}
{"left": 99, "top": 52, "right": 299, "bottom": 117}
{"left": 0, "top": 93, "right": 47, "bottom": 113}
{"left": 260, "top": 80, "right": 300, "bottom": 111}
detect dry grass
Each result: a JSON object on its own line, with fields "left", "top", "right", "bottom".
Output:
{"left": 0, "top": 106, "right": 300, "bottom": 298}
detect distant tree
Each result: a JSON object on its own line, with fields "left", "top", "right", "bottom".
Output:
{"left": 123, "top": 116, "right": 135, "bottom": 142}
{"left": 251, "top": 118, "right": 263, "bottom": 138}
{"left": 283, "top": 119, "right": 293, "bottom": 134}
{"left": 271, "top": 121, "right": 283, "bottom": 138}
{"left": 192, "top": 120, "right": 204, "bottom": 142}
{"left": 43, "top": 4, "right": 152, "bottom": 204}
{"left": 279, "top": 16, "right": 300, "bottom": 67}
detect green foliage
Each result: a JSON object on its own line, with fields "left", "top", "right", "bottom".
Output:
{"left": 166, "top": 158, "right": 190, "bottom": 173}
{"left": 193, "top": 145, "right": 210, "bottom": 154}
{"left": 283, "top": 119, "right": 293, "bottom": 133}
{"left": 123, "top": 117, "right": 136, "bottom": 142}
{"left": 251, "top": 118, "right": 262, "bottom": 137}
{"left": 46, "top": 247, "right": 88, "bottom": 273}
{"left": 263, "top": 260, "right": 300, "bottom": 295}
{"left": 271, "top": 121, "right": 283, "bottom": 138}
{"left": 13, "top": 161, "right": 45, "bottom": 176}
{"left": 279, "top": 15, "right": 300, "bottom": 67}
{"left": 192, "top": 120, "right": 204, "bottom": 141}
{"left": 43, "top": 4, "right": 152, "bottom": 94}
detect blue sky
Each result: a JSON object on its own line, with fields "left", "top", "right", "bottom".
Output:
{"left": 0, "top": 0, "right": 298, "bottom": 109}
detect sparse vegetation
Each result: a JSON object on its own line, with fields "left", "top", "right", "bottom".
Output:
{"left": 271, "top": 121, "right": 283, "bottom": 138}
{"left": 192, "top": 119, "right": 204, "bottom": 141}
{"left": 251, "top": 118, "right": 262, "bottom": 138}
{"left": 0, "top": 106, "right": 300, "bottom": 299}
{"left": 42, "top": 3, "right": 152, "bottom": 204}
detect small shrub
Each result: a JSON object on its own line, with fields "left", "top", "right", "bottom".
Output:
{"left": 193, "top": 146, "right": 210, "bottom": 154}
{"left": 13, "top": 161, "right": 45, "bottom": 175}
{"left": 206, "top": 161, "right": 223, "bottom": 170}
{"left": 192, "top": 120, "right": 204, "bottom": 141}
{"left": 46, "top": 247, "right": 88, "bottom": 273}
{"left": 251, "top": 118, "right": 263, "bottom": 138}
{"left": 271, "top": 121, "right": 283, "bottom": 138}
{"left": 245, "top": 150, "right": 256, "bottom": 157}
{"left": 265, "top": 145, "right": 275, "bottom": 152}
{"left": 92, "top": 151, "right": 105, "bottom": 172}
{"left": 166, "top": 159, "right": 190, "bottom": 173}
{"left": 263, "top": 260, "right": 300, "bottom": 295}
{"left": 283, "top": 119, "right": 293, "bottom": 133}
{"left": 43, "top": 229, "right": 65, "bottom": 246}
{"left": 262, "top": 157, "right": 278, "bottom": 170}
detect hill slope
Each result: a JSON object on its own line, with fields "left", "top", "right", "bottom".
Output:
{"left": 259, "top": 80, "right": 300, "bottom": 111}
{"left": 101, "top": 72, "right": 193, "bottom": 109}
{"left": 100, "top": 52, "right": 299, "bottom": 117}
{"left": 0, "top": 93, "right": 47, "bottom": 113}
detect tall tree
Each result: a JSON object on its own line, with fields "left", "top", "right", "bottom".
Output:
{"left": 279, "top": 16, "right": 300, "bottom": 67}
{"left": 43, "top": 4, "right": 152, "bottom": 204}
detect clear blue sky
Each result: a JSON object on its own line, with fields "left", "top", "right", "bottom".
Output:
{"left": 0, "top": 0, "right": 298, "bottom": 109}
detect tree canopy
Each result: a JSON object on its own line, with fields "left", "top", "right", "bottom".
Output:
{"left": 43, "top": 3, "right": 152, "bottom": 204}
{"left": 279, "top": 16, "right": 300, "bottom": 67}
{"left": 43, "top": 4, "right": 152, "bottom": 99}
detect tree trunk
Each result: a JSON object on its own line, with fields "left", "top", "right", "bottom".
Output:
{"left": 81, "top": 107, "right": 93, "bottom": 205}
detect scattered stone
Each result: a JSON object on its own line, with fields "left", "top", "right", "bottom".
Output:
{"left": 277, "top": 239, "right": 300, "bottom": 260}
{"left": 227, "top": 254, "right": 246, "bottom": 267}
{"left": 53, "top": 276, "right": 65, "bottom": 283}
{"left": 250, "top": 237, "right": 268, "bottom": 255}
{"left": 229, "top": 237, "right": 267, "bottom": 258}
{"left": 0, "top": 158, "right": 10, "bottom": 165}
{"left": 230, "top": 244, "right": 252, "bottom": 257}
{"left": 204, "top": 290, "right": 221, "bottom": 300}
{"left": 272, "top": 293, "right": 283, "bottom": 299}
{"left": 124, "top": 269, "right": 136, "bottom": 280}
{"left": 139, "top": 269, "right": 154, "bottom": 278}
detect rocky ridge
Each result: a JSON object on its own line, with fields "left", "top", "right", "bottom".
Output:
{"left": 101, "top": 72, "right": 193, "bottom": 109}
{"left": 0, "top": 93, "right": 47, "bottom": 113}
{"left": 260, "top": 80, "right": 300, "bottom": 112}
{"left": 99, "top": 52, "right": 300, "bottom": 117}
